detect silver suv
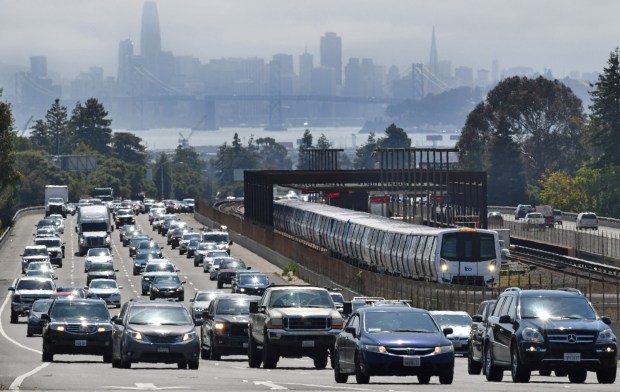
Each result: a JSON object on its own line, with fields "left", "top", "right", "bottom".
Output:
{"left": 576, "top": 212, "right": 598, "bottom": 230}
{"left": 9, "top": 276, "right": 56, "bottom": 323}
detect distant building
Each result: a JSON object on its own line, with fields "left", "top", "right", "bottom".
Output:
{"left": 476, "top": 69, "right": 489, "bottom": 88}
{"left": 454, "top": 66, "right": 474, "bottom": 88}
{"left": 299, "top": 49, "right": 313, "bottom": 94}
{"left": 320, "top": 32, "right": 342, "bottom": 86}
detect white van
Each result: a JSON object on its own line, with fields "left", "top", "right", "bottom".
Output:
{"left": 576, "top": 212, "right": 598, "bottom": 230}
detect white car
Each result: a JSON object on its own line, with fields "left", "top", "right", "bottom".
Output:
{"left": 188, "top": 290, "right": 225, "bottom": 325}
{"left": 84, "top": 247, "right": 113, "bottom": 272}
{"left": 47, "top": 214, "right": 65, "bottom": 234}
{"left": 87, "top": 278, "right": 122, "bottom": 307}
{"left": 429, "top": 310, "right": 472, "bottom": 355}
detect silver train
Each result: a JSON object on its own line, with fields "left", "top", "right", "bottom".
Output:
{"left": 273, "top": 199, "right": 501, "bottom": 286}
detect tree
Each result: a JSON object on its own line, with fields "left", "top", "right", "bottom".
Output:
{"left": 29, "top": 119, "right": 52, "bottom": 152}
{"left": 316, "top": 133, "right": 332, "bottom": 149}
{"left": 456, "top": 103, "right": 490, "bottom": 171}
{"left": 296, "top": 129, "right": 313, "bottom": 170}
{"left": 255, "top": 137, "right": 292, "bottom": 170}
{"left": 538, "top": 170, "right": 585, "bottom": 212}
{"left": 0, "top": 91, "right": 23, "bottom": 229}
{"left": 111, "top": 132, "right": 146, "bottom": 165}
{"left": 377, "top": 124, "right": 411, "bottom": 148}
{"left": 574, "top": 165, "right": 620, "bottom": 217}
{"left": 587, "top": 47, "right": 620, "bottom": 167}
{"left": 70, "top": 98, "right": 113, "bottom": 155}
{"left": 45, "top": 99, "right": 69, "bottom": 155}
{"left": 354, "top": 132, "right": 377, "bottom": 169}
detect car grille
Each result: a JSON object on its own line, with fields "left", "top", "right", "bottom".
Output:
{"left": 49, "top": 250, "right": 59, "bottom": 257}
{"left": 229, "top": 323, "right": 249, "bottom": 336}
{"left": 86, "top": 237, "right": 105, "bottom": 247}
{"left": 284, "top": 316, "right": 329, "bottom": 330}
{"left": 145, "top": 334, "right": 181, "bottom": 343}
{"left": 547, "top": 331, "right": 596, "bottom": 344}
{"left": 65, "top": 324, "right": 98, "bottom": 334}
{"left": 387, "top": 347, "right": 435, "bottom": 355}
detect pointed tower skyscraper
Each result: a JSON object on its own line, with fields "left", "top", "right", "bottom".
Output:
{"left": 429, "top": 27, "right": 439, "bottom": 77}
{"left": 140, "top": 2, "right": 161, "bottom": 59}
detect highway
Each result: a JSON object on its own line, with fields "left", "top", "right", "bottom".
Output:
{"left": 0, "top": 211, "right": 618, "bottom": 391}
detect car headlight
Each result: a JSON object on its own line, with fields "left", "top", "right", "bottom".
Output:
{"left": 176, "top": 286, "right": 183, "bottom": 292}
{"left": 183, "top": 331, "right": 197, "bottom": 341}
{"left": 215, "top": 322, "right": 227, "bottom": 331}
{"left": 152, "top": 287, "right": 160, "bottom": 292}
{"left": 238, "top": 288, "right": 245, "bottom": 292}
{"left": 134, "top": 263, "right": 141, "bottom": 267}
{"left": 127, "top": 330, "right": 143, "bottom": 341}
{"left": 98, "top": 325, "right": 112, "bottom": 333}
{"left": 521, "top": 327, "right": 544, "bottom": 342}
{"left": 267, "top": 318, "right": 283, "bottom": 328}
{"left": 363, "top": 344, "right": 387, "bottom": 353}
{"left": 597, "top": 329, "right": 616, "bottom": 343}
{"left": 434, "top": 345, "right": 454, "bottom": 354}
{"left": 54, "top": 325, "right": 66, "bottom": 332}
{"left": 331, "top": 317, "right": 344, "bottom": 329}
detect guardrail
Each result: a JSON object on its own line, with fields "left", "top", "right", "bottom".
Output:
{"left": 489, "top": 206, "right": 620, "bottom": 229}
{"left": 0, "top": 206, "right": 45, "bottom": 250}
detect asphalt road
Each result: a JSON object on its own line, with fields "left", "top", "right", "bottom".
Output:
{"left": 0, "top": 211, "right": 618, "bottom": 391}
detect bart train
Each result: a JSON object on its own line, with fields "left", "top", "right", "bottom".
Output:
{"left": 273, "top": 199, "right": 501, "bottom": 286}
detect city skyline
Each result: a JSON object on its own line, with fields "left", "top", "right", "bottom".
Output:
{"left": 1, "top": 0, "right": 619, "bottom": 81}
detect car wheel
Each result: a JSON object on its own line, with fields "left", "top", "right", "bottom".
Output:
{"left": 417, "top": 373, "right": 431, "bottom": 384}
{"left": 27, "top": 328, "right": 33, "bottom": 337}
{"left": 150, "top": 293, "right": 155, "bottom": 300}
{"left": 313, "top": 350, "right": 328, "bottom": 369}
{"left": 10, "top": 311, "right": 18, "bottom": 324}
{"left": 467, "top": 346, "right": 482, "bottom": 375}
{"left": 112, "top": 357, "right": 121, "bottom": 368}
{"left": 103, "top": 351, "right": 112, "bottom": 363}
{"left": 554, "top": 370, "right": 568, "bottom": 377}
{"left": 596, "top": 366, "right": 617, "bottom": 384}
{"left": 568, "top": 369, "right": 587, "bottom": 383}
{"left": 42, "top": 345, "right": 54, "bottom": 362}
{"left": 539, "top": 369, "right": 552, "bottom": 376}
{"left": 484, "top": 344, "right": 503, "bottom": 382}
{"left": 248, "top": 335, "right": 262, "bottom": 368}
{"left": 217, "top": 281, "right": 223, "bottom": 289}
{"left": 511, "top": 345, "right": 530, "bottom": 383}
{"left": 438, "top": 369, "right": 453, "bottom": 384}
{"left": 177, "top": 361, "right": 188, "bottom": 369}
{"left": 188, "top": 360, "right": 199, "bottom": 370}
{"left": 262, "top": 331, "right": 279, "bottom": 369}
{"left": 354, "top": 350, "right": 370, "bottom": 384}
{"left": 333, "top": 350, "right": 348, "bottom": 383}
{"left": 209, "top": 341, "right": 221, "bottom": 361}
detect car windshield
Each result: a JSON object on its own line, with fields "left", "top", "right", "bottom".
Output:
{"left": 145, "top": 263, "right": 174, "bottom": 272}
{"left": 87, "top": 248, "right": 110, "bottom": 257}
{"left": 34, "top": 239, "right": 61, "bottom": 248}
{"left": 139, "top": 242, "right": 159, "bottom": 249}
{"left": 16, "top": 279, "right": 54, "bottom": 290}
{"left": 330, "top": 293, "right": 345, "bottom": 306}
{"left": 32, "top": 300, "right": 53, "bottom": 312}
{"left": 431, "top": 313, "right": 472, "bottom": 326}
{"left": 239, "top": 275, "right": 268, "bottom": 285}
{"left": 183, "top": 233, "right": 201, "bottom": 241}
{"left": 202, "top": 234, "right": 229, "bottom": 243}
{"left": 128, "top": 306, "right": 192, "bottom": 325}
{"left": 90, "top": 280, "right": 117, "bottom": 289}
{"left": 269, "top": 290, "right": 333, "bottom": 308}
{"left": 206, "top": 250, "right": 228, "bottom": 257}
{"left": 189, "top": 239, "right": 200, "bottom": 246}
{"left": 216, "top": 298, "right": 252, "bottom": 315}
{"left": 89, "top": 263, "right": 114, "bottom": 272}
{"left": 24, "top": 247, "right": 48, "bottom": 256}
{"left": 51, "top": 302, "right": 109, "bottom": 320}
{"left": 220, "top": 261, "right": 246, "bottom": 270}
{"left": 117, "top": 209, "right": 132, "bottom": 215}
{"left": 27, "top": 263, "right": 52, "bottom": 272}
{"left": 520, "top": 297, "right": 597, "bottom": 320}
{"left": 195, "top": 292, "right": 222, "bottom": 301}
{"left": 37, "top": 219, "right": 56, "bottom": 227}
{"left": 153, "top": 275, "right": 181, "bottom": 284}
{"left": 130, "top": 237, "right": 150, "bottom": 245}
{"left": 365, "top": 311, "right": 439, "bottom": 333}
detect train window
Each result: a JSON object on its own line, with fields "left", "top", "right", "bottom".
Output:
{"left": 440, "top": 232, "right": 497, "bottom": 262}
{"left": 441, "top": 236, "right": 457, "bottom": 259}
{"left": 368, "top": 228, "right": 378, "bottom": 265}
{"left": 410, "top": 235, "right": 421, "bottom": 277}
{"left": 417, "top": 236, "right": 428, "bottom": 277}
{"left": 479, "top": 234, "right": 496, "bottom": 260}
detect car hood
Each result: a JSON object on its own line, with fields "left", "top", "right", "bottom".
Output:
{"left": 23, "top": 255, "right": 49, "bottom": 262}
{"left": 361, "top": 331, "right": 449, "bottom": 347}
{"left": 153, "top": 283, "right": 183, "bottom": 290}
{"left": 15, "top": 289, "right": 55, "bottom": 296}
{"left": 86, "top": 256, "right": 112, "bottom": 263}
{"left": 217, "top": 314, "right": 250, "bottom": 323}
{"left": 128, "top": 323, "right": 194, "bottom": 335}
{"left": 89, "top": 288, "right": 120, "bottom": 295}
{"left": 442, "top": 325, "right": 470, "bottom": 339}
{"left": 271, "top": 308, "right": 338, "bottom": 317}
{"left": 523, "top": 318, "right": 607, "bottom": 333}
{"left": 88, "top": 271, "right": 115, "bottom": 276}
{"left": 52, "top": 317, "right": 109, "bottom": 325}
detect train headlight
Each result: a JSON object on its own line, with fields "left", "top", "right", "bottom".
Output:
{"left": 440, "top": 261, "right": 448, "bottom": 272}
{"left": 488, "top": 261, "right": 496, "bottom": 272}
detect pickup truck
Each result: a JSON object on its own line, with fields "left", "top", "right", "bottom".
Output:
{"left": 248, "top": 285, "right": 344, "bottom": 369}
{"left": 524, "top": 212, "right": 545, "bottom": 230}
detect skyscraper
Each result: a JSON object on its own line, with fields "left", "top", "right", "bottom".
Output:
{"left": 299, "top": 47, "right": 313, "bottom": 94}
{"left": 117, "top": 38, "right": 134, "bottom": 96}
{"left": 140, "top": 2, "right": 161, "bottom": 59}
{"left": 320, "top": 32, "right": 342, "bottom": 86}
{"left": 428, "top": 27, "right": 439, "bottom": 77}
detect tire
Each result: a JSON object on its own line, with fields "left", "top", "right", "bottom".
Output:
{"left": 484, "top": 344, "right": 503, "bottom": 382}
{"left": 27, "top": 328, "right": 33, "bottom": 337}
{"left": 248, "top": 335, "right": 262, "bottom": 368}
{"left": 42, "top": 346, "right": 53, "bottom": 362}
{"left": 467, "top": 347, "right": 482, "bottom": 375}
{"left": 178, "top": 296, "right": 184, "bottom": 302}
{"left": 262, "top": 332, "right": 279, "bottom": 369}
{"left": 568, "top": 369, "right": 587, "bottom": 383}
{"left": 333, "top": 350, "right": 348, "bottom": 383}
{"left": 313, "top": 351, "right": 328, "bottom": 369}
{"left": 554, "top": 370, "right": 568, "bottom": 377}
{"left": 103, "top": 351, "right": 112, "bottom": 363}
{"left": 539, "top": 369, "right": 552, "bottom": 376}
{"left": 439, "top": 369, "right": 454, "bottom": 384}
{"left": 596, "top": 366, "right": 617, "bottom": 384}
{"left": 120, "top": 355, "right": 131, "bottom": 369}
{"left": 150, "top": 293, "right": 155, "bottom": 300}
{"left": 354, "top": 350, "right": 370, "bottom": 384}
{"left": 188, "top": 360, "right": 199, "bottom": 370}
{"left": 112, "top": 358, "right": 121, "bottom": 368}
{"left": 209, "top": 337, "right": 221, "bottom": 360}
{"left": 417, "top": 373, "right": 431, "bottom": 384}
{"left": 511, "top": 345, "right": 530, "bottom": 383}
{"left": 142, "top": 288, "right": 147, "bottom": 295}
{"left": 10, "top": 311, "right": 18, "bottom": 324}
{"left": 201, "top": 346, "right": 209, "bottom": 360}
{"left": 177, "top": 361, "right": 188, "bottom": 369}
{"left": 217, "top": 281, "right": 223, "bottom": 289}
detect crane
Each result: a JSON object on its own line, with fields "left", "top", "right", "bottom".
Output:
{"left": 178, "top": 130, "right": 194, "bottom": 148}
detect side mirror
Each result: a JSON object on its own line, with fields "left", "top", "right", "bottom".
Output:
{"left": 114, "top": 269, "right": 119, "bottom": 272}
{"left": 112, "top": 317, "right": 123, "bottom": 326}
{"left": 75, "top": 226, "right": 78, "bottom": 233}
{"left": 471, "top": 314, "right": 483, "bottom": 323}
{"left": 118, "top": 286, "right": 123, "bottom": 290}
{"left": 189, "top": 298, "right": 194, "bottom": 302}
{"left": 443, "top": 327, "right": 453, "bottom": 336}
{"left": 54, "top": 277, "right": 58, "bottom": 280}
{"left": 498, "top": 315, "right": 512, "bottom": 324}
{"left": 229, "top": 241, "right": 233, "bottom": 245}
{"left": 181, "top": 281, "right": 186, "bottom": 284}
{"left": 342, "top": 302, "right": 352, "bottom": 316}
{"left": 249, "top": 301, "right": 259, "bottom": 314}
{"left": 8, "top": 287, "right": 15, "bottom": 292}
{"left": 84, "top": 286, "right": 89, "bottom": 290}
{"left": 344, "top": 326, "right": 356, "bottom": 335}
{"left": 247, "top": 266, "right": 252, "bottom": 270}
{"left": 602, "top": 316, "right": 612, "bottom": 325}
{"left": 41, "top": 314, "right": 51, "bottom": 322}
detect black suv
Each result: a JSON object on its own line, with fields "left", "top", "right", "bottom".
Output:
{"left": 468, "top": 299, "right": 496, "bottom": 374}
{"left": 484, "top": 287, "right": 617, "bottom": 384}
{"left": 41, "top": 298, "right": 113, "bottom": 362}
{"left": 111, "top": 300, "right": 200, "bottom": 369}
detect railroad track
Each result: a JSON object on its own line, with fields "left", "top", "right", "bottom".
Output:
{"left": 511, "top": 245, "right": 620, "bottom": 285}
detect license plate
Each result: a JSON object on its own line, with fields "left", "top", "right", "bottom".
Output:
{"left": 564, "top": 353, "right": 580, "bottom": 362}
{"left": 452, "top": 341, "right": 462, "bottom": 348}
{"left": 302, "top": 340, "right": 315, "bottom": 347}
{"left": 75, "top": 340, "right": 87, "bottom": 347}
{"left": 242, "top": 342, "right": 248, "bottom": 349}
{"left": 157, "top": 347, "right": 169, "bottom": 353}
{"left": 403, "top": 356, "right": 421, "bottom": 367}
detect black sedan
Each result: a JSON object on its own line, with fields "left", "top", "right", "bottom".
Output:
{"left": 128, "top": 236, "right": 151, "bottom": 258}
{"left": 231, "top": 272, "right": 269, "bottom": 296}
{"left": 86, "top": 263, "right": 118, "bottom": 285}
{"left": 149, "top": 275, "right": 185, "bottom": 301}
{"left": 200, "top": 294, "right": 261, "bottom": 360}
{"left": 333, "top": 306, "right": 455, "bottom": 385}
{"left": 135, "top": 240, "right": 163, "bottom": 259}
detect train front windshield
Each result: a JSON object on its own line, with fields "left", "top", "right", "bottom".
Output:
{"left": 440, "top": 232, "right": 496, "bottom": 262}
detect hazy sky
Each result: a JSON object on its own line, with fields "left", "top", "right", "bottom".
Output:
{"left": 1, "top": 0, "right": 619, "bottom": 80}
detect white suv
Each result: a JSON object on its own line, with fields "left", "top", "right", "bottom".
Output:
{"left": 576, "top": 212, "right": 598, "bottom": 230}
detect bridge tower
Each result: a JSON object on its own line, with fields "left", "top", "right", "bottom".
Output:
{"left": 265, "top": 60, "right": 286, "bottom": 131}
{"left": 412, "top": 63, "right": 425, "bottom": 100}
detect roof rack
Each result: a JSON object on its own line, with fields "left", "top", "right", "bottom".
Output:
{"left": 557, "top": 287, "right": 583, "bottom": 295}
{"left": 503, "top": 287, "right": 521, "bottom": 292}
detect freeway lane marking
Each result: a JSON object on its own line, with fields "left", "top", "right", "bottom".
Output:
{"left": 104, "top": 383, "right": 187, "bottom": 390}
{"left": 254, "top": 381, "right": 288, "bottom": 390}
{"left": 9, "top": 363, "right": 50, "bottom": 390}
{"left": 278, "top": 383, "right": 372, "bottom": 391}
